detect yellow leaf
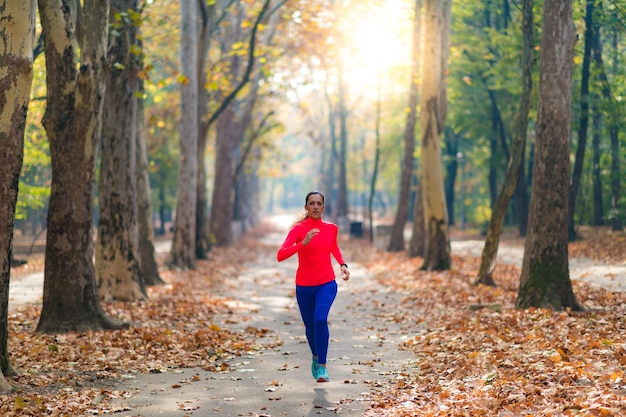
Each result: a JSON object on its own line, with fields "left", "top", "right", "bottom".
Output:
{"left": 14, "top": 397, "right": 27, "bottom": 410}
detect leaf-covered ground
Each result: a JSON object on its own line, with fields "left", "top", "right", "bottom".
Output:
{"left": 341, "top": 230, "right": 626, "bottom": 417}
{"left": 3, "top": 237, "right": 281, "bottom": 416}
{"left": 4, "top": 224, "right": 626, "bottom": 416}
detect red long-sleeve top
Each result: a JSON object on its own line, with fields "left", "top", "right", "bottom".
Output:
{"left": 277, "top": 217, "right": 345, "bottom": 286}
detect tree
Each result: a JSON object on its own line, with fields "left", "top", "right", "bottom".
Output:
{"left": 419, "top": 0, "right": 451, "bottom": 271}
{"left": 388, "top": 0, "right": 421, "bottom": 252}
{"left": 516, "top": 0, "right": 583, "bottom": 311}
{"left": 96, "top": 0, "right": 147, "bottom": 301}
{"left": 568, "top": 0, "right": 595, "bottom": 241}
{"left": 136, "top": 80, "right": 164, "bottom": 286}
{"left": 209, "top": 0, "right": 272, "bottom": 247}
{"left": 169, "top": 0, "right": 199, "bottom": 268}
{"left": 37, "top": 0, "right": 126, "bottom": 333}
{"left": 475, "top": 0, "right": 534, "bottom": 286}
{"left": 0, "top": 0, "right": 36, "bottom": 392}
{"left": 591, "top": 2, "right": 622, "bottom": 232}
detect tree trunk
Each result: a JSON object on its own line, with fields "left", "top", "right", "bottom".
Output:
{"left": 514, "top": 157, "right": 529, "bottom": 237}
{"left": 135, "top": 83, "right": 163, "bottom": 286}
{"left": 37, "top": 0, "right": 126, "bottom": 333}
{"left": 0, "top": 0, "right": 36, "bottom": 391}
{"left": 195, "top": 0, "right": 215, "bottom": 259}
{"left": 337, "top": 61, "right": 349, "bottom": 220}
{"left": 388, "top": 0, "right": 421, "bottom": 252}
{"left": 475, "top": 0, "right": 533, "bottom": 286}
{"left": 368, "top": 69, "right": 382, "bottom": 243}
{"left": 591, "top": 100, "right": 603, "bottom": 226}
{"left": 408, "top": 179, "right": 426, "bottom": 258}
{"left": 516, "top": 0, "right": 583, "bottom": 311}
{"left": 210, "top": 103, "right": 237, "bottom": 246}
{"left": 568, "top": 0, "right": 594, "bottom": 241}
{"left": 169, "top": 0, "right": 199, "bottom": 268}
{"left": 443, "top": 128, "right": 458, "bottom": 226}
{"left": 419, "top": 0, "right": 451, "bottom": 271}
{"left": 96, "top": 0, "right": 146, "bottom": 302}
{"left": 592, "top": 14, "right": 622, "bottom": 232}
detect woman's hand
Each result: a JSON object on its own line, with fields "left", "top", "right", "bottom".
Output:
{"left": 302, "top": 228, "right": 320, "bottom": 246}
{"left": 341, "top": 264, "right": 350, "bottom": 281}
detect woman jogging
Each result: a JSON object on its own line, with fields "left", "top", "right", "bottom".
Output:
{"left": 277, "top": 191, "right": 350, "bottom": 382}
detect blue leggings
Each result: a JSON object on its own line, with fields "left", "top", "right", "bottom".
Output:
{"left": 296, "top": 280, "right": 338, "bottom": 365}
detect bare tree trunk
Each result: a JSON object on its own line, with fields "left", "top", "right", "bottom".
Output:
{"left": 0, "top": 0, "right": 36, "bottom": 391}
{"left": 475, "top": 0, "right": 533, "bottom": 286}
{"left": 592, "top": 13, "right": 622, "bottom": 232}
{"left": 96, "top": 0, "right": 146, "bottom": 302}
{"left": 195, "top": 0, "right": 215, "bottom": 259}
{"left": 419, "top": 0, "right": 451, "bottom": 271}
{"left": 368, "top": 68, "right": 382, "bottom": 243}
{"left": 388, "top": 0, "right": 421, "bottom": 252}
{"left": 568, "top": 0, "right": 594, "bottom": 241}
{"left": 37, "top": 0, "right": 126, "bottom": 333}
{"left": 135, "top": 84, "right": 163, "bottom": 286}
{"left": 515, "top": 158, "right": 529, "bottom": 237}
{"left": 169, "top": 0, "right": 199, "bottom": 268}
{"left": 210, "top": 103, "right": 237, "bottom": 246}
{"left": 591, "top": 100, "right": 603, "bottom": 226}
{"left": 408, "top": 179, "right": 426, "bottom": 258}
{"left": 337, "top": 61, "right": 349, "bottom": 220}
{"left": 516, "top": 0, "right": 583, "bottom": 311}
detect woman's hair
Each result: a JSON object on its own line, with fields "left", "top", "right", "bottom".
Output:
{"left": 290, "top": 191, "right": 325, "bottom": 228}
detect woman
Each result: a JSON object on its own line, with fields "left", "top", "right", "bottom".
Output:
{"left": 277, "top": 191, "right": 350, "bottom": 382}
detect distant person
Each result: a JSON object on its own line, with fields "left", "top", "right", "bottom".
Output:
{"left": 277, "top": 191, "right": 350, "bottom": 382}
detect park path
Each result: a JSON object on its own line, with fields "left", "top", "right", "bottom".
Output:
{"left": 7, "top": 218, "right": 626, "bottom": 416}
{"left": 105, "top": 218, "right": 416, "bottom": 416}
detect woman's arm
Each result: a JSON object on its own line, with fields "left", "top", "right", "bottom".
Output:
{"left": 330, "top": 225, "right": 345, "bottom": 265}
{"left": 277, "top": 228, "right": 302, "bottom": 262}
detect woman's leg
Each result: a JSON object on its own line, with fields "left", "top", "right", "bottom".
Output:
{"left": 296, "top": 285, "right": 318, "bottom": 358}
{"left": 312, "top": 280, "right": 337, "bottom": 366}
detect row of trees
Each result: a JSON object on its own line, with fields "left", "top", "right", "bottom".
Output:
{"left": 0, "top": 0, "right": 292, "bottom": 391}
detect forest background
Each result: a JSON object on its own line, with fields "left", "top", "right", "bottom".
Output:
{"left": 1, "top": 0, "right": 626, "bottom": 414}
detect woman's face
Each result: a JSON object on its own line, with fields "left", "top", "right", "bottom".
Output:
{"left": 305, "top": 194, "right": 325, "bottom": 220}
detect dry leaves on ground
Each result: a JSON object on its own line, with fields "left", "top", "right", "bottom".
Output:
{"left": 341, "top": 233, "right": 626, "bottom": 417}
{"left": 3, "top": 233, "right": 282, "bottom": 416}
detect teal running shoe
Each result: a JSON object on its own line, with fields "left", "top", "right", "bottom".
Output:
{"left": 316, "top": 366, "right": 329, "bottom": 382}
{"left": 311, "top": 357, "right": 320, "bottom": 379}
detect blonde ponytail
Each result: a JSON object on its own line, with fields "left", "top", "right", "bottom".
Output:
{"left": 289, "top": 212, "right": 308, "bottom": 229}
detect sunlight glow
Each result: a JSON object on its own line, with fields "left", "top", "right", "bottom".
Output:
{"left": 342, "top": 1, "right": 412, "bottom": 90}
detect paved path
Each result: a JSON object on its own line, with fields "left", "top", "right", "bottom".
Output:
{"left": 106, "top": 227, "right": 415, "bottom": 416}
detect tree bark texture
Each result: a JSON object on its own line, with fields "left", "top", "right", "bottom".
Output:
{"left": 475, "top": 0, "right": 534, "bottom": 286}
{"left": 591, "top": 14, "right": 622, "bottom": 232}
{"left": 408, "top": 179, "right": 426, "bottom": 258}
{"left": 170, "top": 0, "right": 199, "bottom": 267}
{"left": 568, "top": 0, "right": 594, "bottom": 241}
{"left": 195, "top": 0, "right": 215, "bottom": 259}
{"left": 516, "top": 0, "right": 583, "bottom": 311}
{"left": 135, "top": 84, "right": 163, "bottom": 286}
{"left": 591, "top": 101, "right": 603, "bottom": 226}
{"left": 368, "top": 72, "right": 382, "bottom": 243}
{"left": 209, "top": 4, "right": 243, "bottom": 247}
{"left": 0, "top": 0, "right": 36, "bottom": 390}
{"left": 337, "top": 60, "right": 349, "bottom": 220}
{"left": 388, "top": 0, "right": 421, "bottom": 252}
{"left": 96, "top": 0, "right": 146, "bottom": 302}
{"left": 210, "top": 103, "right": 237, "bottom": 247}
{"left": 37, "top": 0, "right": 126, "bottom": 333}
{"left": 419, "top": 0, "right": 451, "bottom": 271}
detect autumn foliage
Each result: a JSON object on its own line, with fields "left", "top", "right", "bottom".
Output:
{"left": 4, "top": 224, "right": 626, "bottom": 416}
